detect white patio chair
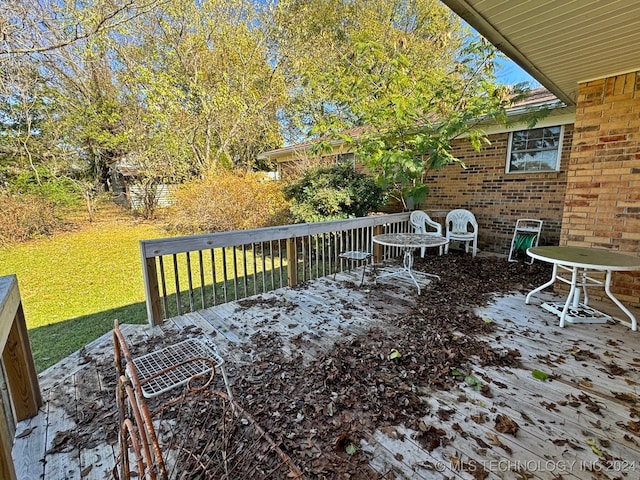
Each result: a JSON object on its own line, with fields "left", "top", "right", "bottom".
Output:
{"left": 445, "top": 209, "right": 478, "bottom": 257}
{"left": 409, "top": 210, "right": 444, "bottom": 257}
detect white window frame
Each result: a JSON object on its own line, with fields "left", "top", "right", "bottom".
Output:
{"left": 506, "top": 125, "right": 564, "bottom": 174}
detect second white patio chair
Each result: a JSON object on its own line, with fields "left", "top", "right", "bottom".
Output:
{"left": 409, "top": 210, "right": 444, "bottom": 257}
{"left": 445, "top": 209, "right": 478, "bottom": 257}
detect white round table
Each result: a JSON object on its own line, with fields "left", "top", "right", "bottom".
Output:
{"left": 372, "top": 233, "right": 449, "bottom": 294}
{"left": 526, "top": 246, "right": 640, "bottom": 331}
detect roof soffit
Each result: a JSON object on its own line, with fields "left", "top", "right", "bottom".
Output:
{"left": 441, "top": 0, "right": 640, "bottom": 107}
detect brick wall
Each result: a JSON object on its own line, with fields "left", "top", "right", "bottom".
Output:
{"left": 563, "top": 71, "right": 640, "bottom": 304}
{"left": 419, "top": 125, "right": 573, "bottom": 256}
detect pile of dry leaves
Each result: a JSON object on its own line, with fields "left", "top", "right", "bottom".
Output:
{"left": 228, "top": 255, "right": 552, "bottom": 478}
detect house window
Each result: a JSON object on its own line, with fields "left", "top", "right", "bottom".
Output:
{"left": 336, "top": 153, "right": 355, "bottom": 165}
{"left": 506, "top": 126, "right": 563, "bottom": 173}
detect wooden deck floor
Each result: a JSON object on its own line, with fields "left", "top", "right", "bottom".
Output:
{"left": 12, "top": 265, "right": 640, "bottom": 479}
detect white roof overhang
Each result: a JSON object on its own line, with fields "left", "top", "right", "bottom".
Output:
{"left": 441, "top": 0, "right": 640, "bottom": 106}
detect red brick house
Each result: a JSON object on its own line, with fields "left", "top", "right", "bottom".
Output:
{"left": 420, "top": 89, "right": 573, "bottom": 254}
{"left": 259, "top": 90, "right": 574, "bottom": 254}
{"left": 439, "top": 0, "right": 640, "bottom": 309}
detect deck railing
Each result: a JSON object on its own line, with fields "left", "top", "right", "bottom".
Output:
{"left": 0, "top": 275, "right": 42, "bottom": 480}
{"left": 140, "top": 212, "right": 412, "bottom": 326}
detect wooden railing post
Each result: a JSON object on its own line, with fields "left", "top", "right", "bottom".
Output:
{"left": 0, "top": 415, "right": 16, "bottom": 480}
{"left": 2, "top": 303, "right": 41, "bottom": 420}
{"left": 0, "top": 275, "right": 42, "bottom": 480}
{"left": 373, "top": 225, "right": 384, "bottom": 262}
{"left": 140, "top": 242, "right": 163, "bottom": 326}
{"left": 286, "top": 237, "right": 298, "bottom": 287}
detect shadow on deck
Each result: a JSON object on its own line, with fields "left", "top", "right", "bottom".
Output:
{"left": 12, "top": 260, "right": 640, "bottom": 479}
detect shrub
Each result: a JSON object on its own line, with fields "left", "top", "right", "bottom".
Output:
{"left": 0, "top": 192, "right": 61, "bottom": 245}
{"left": 166, "top": 170, "right": 291, "bottom": 233}
{"left": 283, "top": 163, "right": 384, "bottom": 223}
{"left": 10, "top": 170, "right": 82, "bottom": 207}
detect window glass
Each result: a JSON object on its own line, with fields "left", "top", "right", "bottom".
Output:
{"left": 336, "top": 153, "right": 355, "bottom": 165}
{"left": 507, "top": 126, "right": 562, "bottom": 173}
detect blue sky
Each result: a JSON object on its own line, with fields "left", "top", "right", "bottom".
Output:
{"left": 462, "top": 20, "right": 541, "bottom": 88}
{"left": 496, "top": 57, "right": 541, "bottom": 87}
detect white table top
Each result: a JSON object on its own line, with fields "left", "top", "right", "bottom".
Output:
{"left": 373, "top": 233, "right": 449, "bottom": 249}
{"left": 527, "top": 246, "right": 640, "bottom": 271}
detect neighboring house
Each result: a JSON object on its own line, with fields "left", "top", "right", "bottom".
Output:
{"left": 109, "top": 156, "right": 176, "bottom": 210}
{"left": 257, "top": 126, "right": 367, "bottom": 180}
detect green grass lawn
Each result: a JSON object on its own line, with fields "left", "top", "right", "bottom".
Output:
{"left": 0, "top": 218, "right": 169, "bottom": 372}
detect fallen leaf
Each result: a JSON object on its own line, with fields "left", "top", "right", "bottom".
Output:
{"left": 465, "top": 374, "right": 482, "bottom": 391}
{"left": 586, "top": 438, "right": 603, "bottom": 457}
{"left": 388, "top": 348, "right": 401, "bottom": 360}
{"left": 15, "top": 427, "right": 36, "bottom": 439}
{"left": 495, "top": 414, "right": 519, "bottom": 435}
{"left": 532, "top": 369, "right": 549, "bottom": 381}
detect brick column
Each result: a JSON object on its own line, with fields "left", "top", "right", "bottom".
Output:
{"left": 564, "top": 72, "right": 640, "bottom": 304}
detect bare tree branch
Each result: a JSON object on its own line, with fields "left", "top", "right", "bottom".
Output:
{"left": 0, "top": 0, "right": 168, "bottom": 56}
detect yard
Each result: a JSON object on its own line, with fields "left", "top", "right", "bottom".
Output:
{"left": 0, "top": 202, "right": 168, "bottom": 371}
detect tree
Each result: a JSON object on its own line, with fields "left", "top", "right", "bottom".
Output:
{"left": 337, "top": 38, "right": 524, "bottom": 209}
{"left": 115, "top": 0, "right": 287, "bottom": 171}
{"left": 272, "top": 0, "right": 528, "bottom": 208}
{"left": 0, "top": 0, "right": 155, "bottom": 199}
{"left": 0, "top": 57, "right": 50, "bottom": 185}
{"left": 0, "top": 0, "right": 166, "bottom": 56}
{"left": 0, "top": 0, "right": 288, "bottom": 218}
{"left": 1, "top": 0, "right": 530, "bottom": 219}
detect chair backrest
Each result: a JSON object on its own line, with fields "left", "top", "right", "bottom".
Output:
{"left": 446, "top": 209, "right": 478, "bottom": 234}
{"left": 409, "top": 210, "right": 442, "bottom": 235}
{"left": 113, "top": 320, "right": 168, "bottom": 480}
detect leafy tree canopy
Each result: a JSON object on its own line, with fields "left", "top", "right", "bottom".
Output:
{"left": 1, "top": 0, "right": 530, "bottom": 215}
{"left": 272, "top": 0, "right": 529, "bottom": 208}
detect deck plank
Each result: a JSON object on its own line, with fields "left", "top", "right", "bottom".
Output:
{"left": 11, "top": 404, "right": 46, "bottom": 480}
{"left": 362, "top": 426, "right": 468, "bottom": 480}
{"left": 42, "top": 383, "right": 81, "bottom": 479}
{"left": 75, "top": 362, "right": 115, "bottom": 480}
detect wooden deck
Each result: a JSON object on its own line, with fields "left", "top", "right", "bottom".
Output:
{"left": 12, "top": 265, "right": 640, "bottom": 479}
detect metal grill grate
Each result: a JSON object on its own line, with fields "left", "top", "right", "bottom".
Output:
{"left": 129, "top": 338, "right": 224, "bottom": 398}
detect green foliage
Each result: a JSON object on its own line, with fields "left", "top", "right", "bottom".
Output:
{"left": 2, "top": 0, "right": 536, "bottom": 215}
{"left": 2, "top": 0, "right": 287, "bottom": 198}
{"left": 9, "top": 170, "right": 83, "bottom": 207}
{"left": 283, "top": 163, "right": 383, "bottom": 223}
{"left": 273, "top": 1, "right": 532, "bottom": 208}
{"left": 166, "top": 169, "right": 291, "bottom": 233}
{"left": 316, "top": 36, "right": 525, "bottom": 208}
{"left": 0, "top": 192, "right": 62, "bottom": 245}
{"left": 273, "top": 0, "right": 463, "bottom": 143}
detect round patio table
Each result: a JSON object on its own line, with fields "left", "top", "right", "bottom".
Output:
{"left": 525, "top": 246, "right": 640, "bottom": 331}
{"left": 372, "top": 233, "right": 449, "bottom": 294}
